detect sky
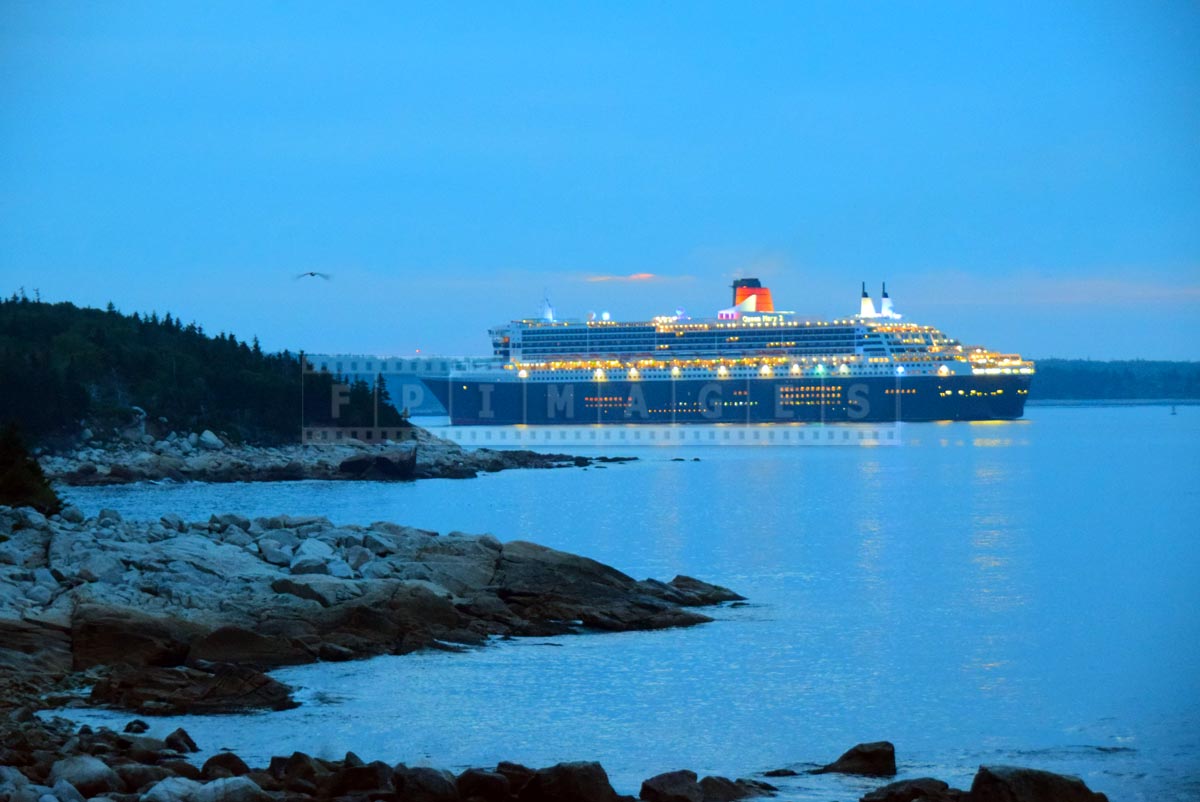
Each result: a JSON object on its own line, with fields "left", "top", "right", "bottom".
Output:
{"left": 1, "top": 2, "right": 1198, "bottom": 360}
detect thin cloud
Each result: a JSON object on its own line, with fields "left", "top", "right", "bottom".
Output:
{"left": 582, "top": 272, "right": 693, "bottom": 283}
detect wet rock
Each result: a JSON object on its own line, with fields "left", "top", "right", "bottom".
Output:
{"left": 969, "top": 765, "right": 1109, "bottom": 802}
{"left": 200, "top": 753, "right": 250, "bottom": 780}
{"left": 812, "top": 741, "right": 896, "bottom": 777}
{"left": 496, "top": 762, "right": 536, "bottom": 793}
{"left": 61, "top": 507, "right": 85, "bottom": 525}
{"left": 392, "top": 765, "right": 459, "bottom": 801}
{"left": 326, "top": 762, "right": 393, "bottom": 796}
{"left": 698, "top": 776, "right": 775, "bottom": 801}
{"left": 48, "top": 756, "right": 122, "bottom": 797}
{"left": 97, "top": 509, "right": 123, "bottom": 526}
{"left": 519, "top": 761, "right": 619, "bottom": 802}
{"left": 860, "top": 777, "right": 960, "bottom": 802}
{"left": 123, "top": 720, "right": 149, "bottom": 734}
{"left": 90, "top": 664, "right": 296, "bottom": 715}
{"left": 164, "top": 728, "right": 198, "bottom": 753}
{"left": 640, "top": 769, "right": 702, "bottom": 802}
{"left": 457, "top": 768, "right": 511, "bottom": 801}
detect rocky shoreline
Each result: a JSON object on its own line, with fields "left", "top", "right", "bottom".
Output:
{"left": 0, "top": 506, "right": 1111, "bottom": 801}
{"left": 36, "top": 425, "right": 634, "bottom": 486}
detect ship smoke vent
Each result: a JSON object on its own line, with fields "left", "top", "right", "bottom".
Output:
{"left": 880, "top": 282, "right": 895, "bottom": 318}
{"left": 859, "top": 281, "right": 878, "bottom": 318}
{"left": 730, "top": 277, "right": 774, "bottom": 312}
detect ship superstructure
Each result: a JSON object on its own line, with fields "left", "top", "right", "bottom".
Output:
{"left": 422, "top": 280, "right": 1034, "bottom": 425}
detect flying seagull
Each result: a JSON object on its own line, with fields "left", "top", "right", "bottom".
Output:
{"left": 295, "top": 271, "right": 332, "bottom": 280}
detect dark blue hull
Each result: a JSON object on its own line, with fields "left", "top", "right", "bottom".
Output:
{"left": 422, "top": 374, "right": 1030, "bottom": 425}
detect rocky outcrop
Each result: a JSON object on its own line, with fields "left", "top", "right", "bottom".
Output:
{"left": 639, "top": 769, "right": 774, "bottom": 802}
{"left": 968, "top": 765, "right": 1109, "bottom": 802}
{"left": 38, "top": 424, "right": 636, "bottom": 485}
{"left": 0, "top": 506, "right": 741, "bottom": 716}
{"left": 859, "top": 777, "right": 964, "bottom": 801}
{"left": 812, "top": 741, "right": 896, "bottom": 777}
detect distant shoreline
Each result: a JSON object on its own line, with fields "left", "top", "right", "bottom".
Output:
{"left": 1028, "top": 398, "right": 1199, "bottom": 407}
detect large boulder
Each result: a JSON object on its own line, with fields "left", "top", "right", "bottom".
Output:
{"left": 860, "top": 777, "right": 959, "bottom": 802}
{"left": 200, "top": 753, "right": 250, "bottom": 780}
{"left": 326, "top": 762, "right": 394, "bottom": 796}
{"left": 141, "top": 777, "right": 203, "bottom": 802}
{"left": 71, "top": 605, "right": 197, "bottom": 669}
{"left": 698, "top": 776, "right": 775, "bottom": 801}
{"left": 391, "top": 765, "right": 459, "bottom": 801}
{"left": 518, "top": 761, "right": 619, "bottom": 802}
{"left": 48, "top": 756, "right": 122, "bottom": 798}
{"left": 812, "top": 741, "right": 896, "bottom": 777}
{"left": 90, "top": 663, "right": 297, "bottom": 715}
{"left": 191, "top": 777, "right": 271, "bottom": 802}
{"left": 969, "top": 765, "right": 1108, "bottom": 802}
{"left": 640, "top": 769, "right": 702, "bottom": 802}
{"left": 198, "top": 431, "right": 224, "bottom": 451}
{"left": 457, "top": 769, "right": 511, "bottom": 801}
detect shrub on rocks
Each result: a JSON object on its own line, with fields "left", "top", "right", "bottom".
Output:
{"left": 0, "top": 424, "right": 62, "bottom": 515}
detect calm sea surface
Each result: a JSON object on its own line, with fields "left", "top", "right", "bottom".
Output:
{"left": 56, "top": 407, "right": 1200, "bottom": 801}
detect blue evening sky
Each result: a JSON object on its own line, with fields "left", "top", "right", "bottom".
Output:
{"left": 2, "top": 2, "right": 1197, "bottom": 359}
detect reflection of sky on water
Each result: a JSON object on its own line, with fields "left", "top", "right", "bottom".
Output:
{"left": 57, "top": 407, "right": 1200, "bottom": 801}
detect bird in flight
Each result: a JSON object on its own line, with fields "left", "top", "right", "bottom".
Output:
{"left": 295, "top": 271, "right": 332, "bottom": 280}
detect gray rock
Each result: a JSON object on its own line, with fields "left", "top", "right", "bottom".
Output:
{"left": 359, "top": 559, "right": 394, "bottom": 579}
{"left": 198, "top": 431, "right": 224, "bottom": 451}
{"left": 327, "top": 559, "right": 354, "bottom": 579}
{"left": 294, "top": 538, "right": 334, "bottom": 561}
{"left": 49, "top": 756, "right": 122, "bottom": 798}
{"left": 224, "top": 530, "right": 252, "bottom": 548}
{"left": 345, "top": 545, "right": 373, "bottom": 570}
{"left": 289, "top": 556, "right": 329, "bottom": 575}
{"left": 188, "top": 433, "right": 199, "bottom": 446}
{"left": 78, "top": 553, "right": 126, "bottom": 583}
{"left": 97, "top": 508, "right": 123, "bottom": 526}
{"left": 362, "top": 531, "right": 394, "bottom": 555}
{"left": 812, "top": 741, "right": 896, "bottom": 777}
{"left": 33, "top": 567, "right": 57, "bottom": 587}
{"left": 190, "top": 777, "right": 269, "bottom": 802}
{"left": 51, "top": 780, "right": 86, "bottom": 802}
{"left": 161, "top": 514, "right": 186, "bottom": 533}
{"left": 258, "top": 540, "right": 291, "bottom": 567}
{"left": 61, "top": 506, "right": 85, "bottom": 524}
{"left": 25, "top": 584, "right": 52, "bottom": 605}
{"left": 0, "top": 547, "right": 19, "bottom": 566}
{"left": 141, "top": 777, "right": 203, "bottom": 802}
{"left": 19, "top": 508, "right": 49, "bottom": 529}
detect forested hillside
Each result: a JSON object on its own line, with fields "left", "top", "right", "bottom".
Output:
{"left": 0, "top": 294, "right": 406, "bottom": 444}
{"left": 1030, "top": 359, "right": 1200, "bottom": 401}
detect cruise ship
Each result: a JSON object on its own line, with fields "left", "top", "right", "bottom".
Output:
{"left": 421, "top": 279, "right": 1034, "bottom": 425}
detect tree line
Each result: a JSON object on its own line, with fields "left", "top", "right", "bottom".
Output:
{"left": 0, "top": 294, "right": 407, "bottom": 445}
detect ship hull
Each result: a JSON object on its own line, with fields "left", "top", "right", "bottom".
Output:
{"left": 422, "top": 374, "right": 1030, "bottom": 425}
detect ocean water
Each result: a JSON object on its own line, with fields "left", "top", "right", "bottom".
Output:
{"left": 55, "top": 407, "right": 1200, "bottom": 800}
